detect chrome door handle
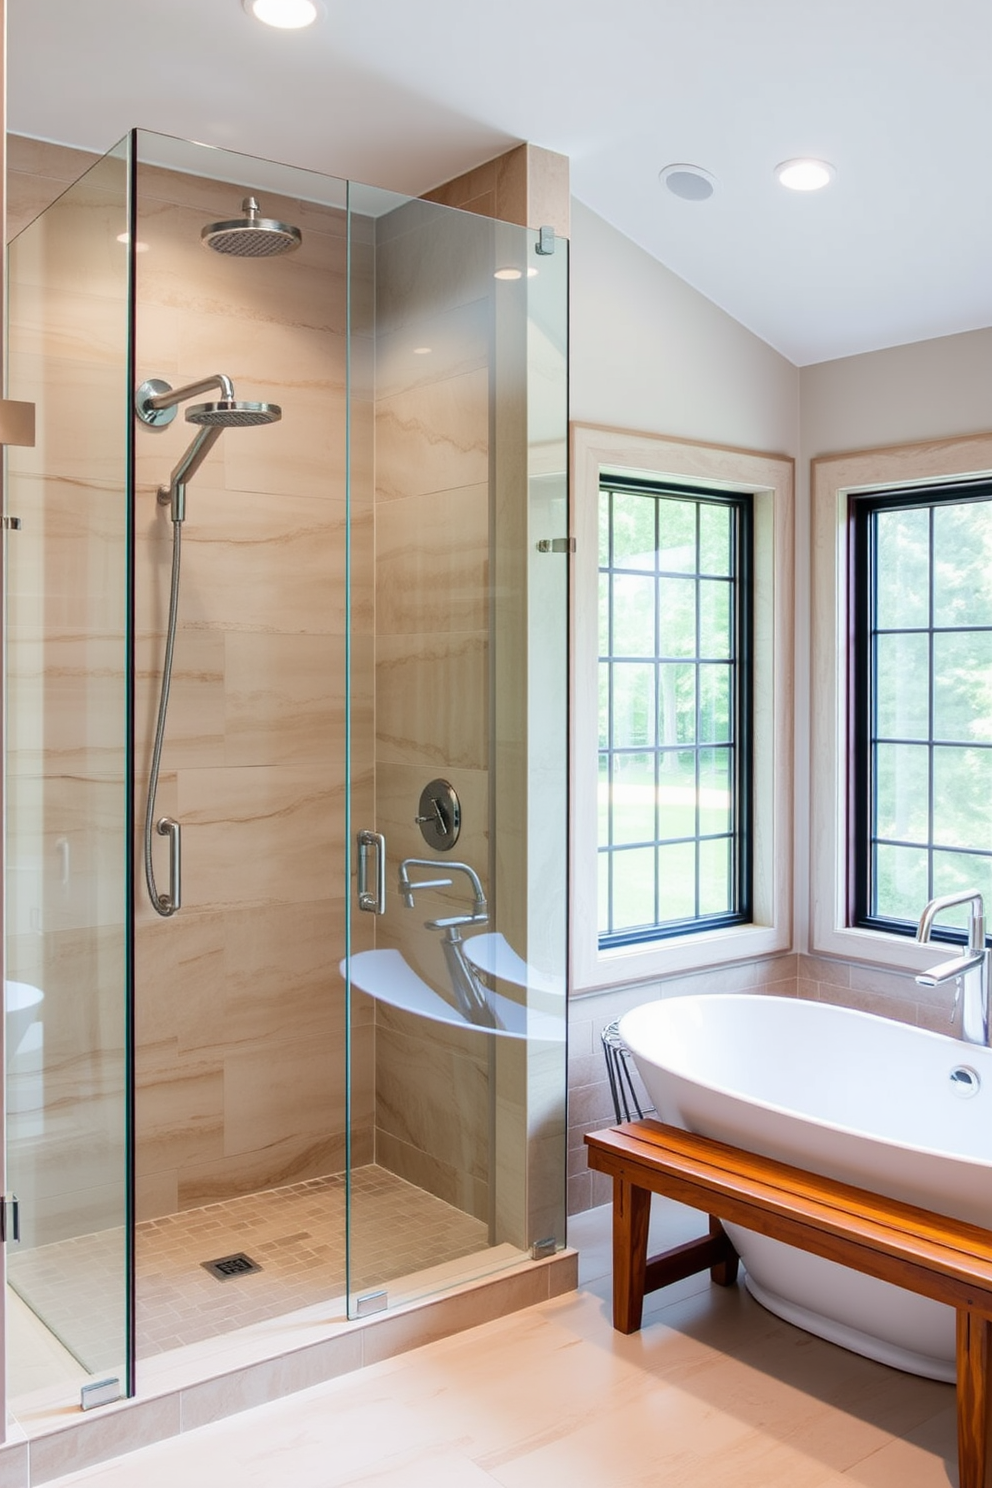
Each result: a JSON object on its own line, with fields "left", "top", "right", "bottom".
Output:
{"left": 157, "top": 817, "right": 182, "bottom": 914}
{"left": 358, "top": 830, "right": 386, "bottom": 914}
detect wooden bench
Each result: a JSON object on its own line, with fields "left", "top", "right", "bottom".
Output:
{"left": 585, "top": 1118, "right": 992, "bottom": 1488}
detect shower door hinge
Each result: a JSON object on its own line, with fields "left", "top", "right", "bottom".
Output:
{"left": 81, "top": 1378, "right": 122, "bottom": 1411}
{"left": 536, "top": 225, "right": 556, "bottom": 256}
{"left": 0, "top": 399, "right": 35, "bottom": 447}
{"left": 355, "top": 1289, "right": 388, "bottom": 1317}
{"left": 2, "top": 516, "right": 21, "bottom": 530}
{"left": 1, "top": 1194, "right": 20, "bottom": 1243}
{"left": 537, "top": 538, "right": 574, "bottom": 554}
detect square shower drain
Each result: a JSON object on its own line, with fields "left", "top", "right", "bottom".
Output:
{"left": 201, "top": 1252, "right": 263, "bottom": 1281}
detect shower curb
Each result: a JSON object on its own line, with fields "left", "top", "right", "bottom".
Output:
{"left": 1, "top": 1249, "right": 577, "bottom": 1486}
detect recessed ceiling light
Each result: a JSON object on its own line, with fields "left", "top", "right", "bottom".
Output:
{"left": 412, "top": 346, "right": 432, "bottom": 355}
{"left": 242, "top": 0, "right": 322, "bottom": 29}
{"left": 116, "top": 232, "right": 149, "bottom": 252}
{"left": 776, "top": 158, "right": 835, "bottom": 192}
{"left": 659, "top": 164, "right": 718, "bottom": 202}
{"left": 493, "top": 266, "right": 539, "bottom": 281}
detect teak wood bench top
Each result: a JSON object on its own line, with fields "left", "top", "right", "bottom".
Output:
{"left": 585, "top": 1118, "right": 992, "bottom": 1488}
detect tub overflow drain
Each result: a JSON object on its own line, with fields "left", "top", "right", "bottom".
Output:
{"left": 949, "top": 1064, "right": 981, "bottom": 1098}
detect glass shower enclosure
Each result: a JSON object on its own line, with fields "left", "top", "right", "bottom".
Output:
{"left": 2, "top": 130, "right": 568, "bottom": 1414}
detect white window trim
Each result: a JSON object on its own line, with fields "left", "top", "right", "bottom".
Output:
{"left": 570, "top": 423, "right": 794, "bottom": 995}
{"left": 810, "top": 431, "right": 992, "bottom": 972}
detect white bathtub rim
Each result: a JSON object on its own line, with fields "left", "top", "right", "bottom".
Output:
{"left": 741, "top": 1270, "right": 955, "bottom": 1383}
{"left": 618, "top": 991, "right": 992, "bottom": 1173}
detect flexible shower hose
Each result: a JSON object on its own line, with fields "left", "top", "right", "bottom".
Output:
{"left": 144, "top": 517, "right": 183, "bottom": 916}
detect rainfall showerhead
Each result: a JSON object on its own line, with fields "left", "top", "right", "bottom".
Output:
{"left": 186, "top": 399, "right": 282, "bottom": 427}
{"left": 201, "top": 197, "right": 302, "bottom": 258}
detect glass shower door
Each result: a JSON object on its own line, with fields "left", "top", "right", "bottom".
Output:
{"left": 344, "top": 187, "right": 568, "bottom": 1317}
{"left": 4, "top": 142, "right": 132, "bottom": 1403}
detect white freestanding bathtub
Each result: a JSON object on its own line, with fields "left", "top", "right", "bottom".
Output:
{"left": 618, "top": 992, "right": 992, "bottom": 1381}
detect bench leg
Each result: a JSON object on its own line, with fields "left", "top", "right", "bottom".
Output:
{"left": 708, "top": 1216, "right": 740, "bottom": 1287}
{"left": 613, "top": 1177, "right": 651, "bottom": 1334}
{"left": 957, "top": 1309, "right": 992, "bottom": 1488}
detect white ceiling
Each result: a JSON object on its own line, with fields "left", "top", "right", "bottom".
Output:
{"left": 9, "top": 0, "right": 992, "bottom": 365}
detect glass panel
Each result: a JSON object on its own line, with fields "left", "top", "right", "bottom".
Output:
{"left": 5, "top": 141, "right": 131, "bottom": 1405}
{"left": 699, "top": 579, "right": 731, "bottom": 659}
{"left": 598, "top": 571, "right": 610, "bottom": 656}
{"left": 933, "top": 631, "right": 992, "bottom": 743}
{"left": 598, "top": 664, "right": 610, "bottom": 749}
{"left": 597, "top": 752, "right": 609, "bottom": 844}
{"left": 875, "top": 632, "right": 929, "bottom": 739}
{"left": 611, "top": 847, "right": 657, "bottom": 931}
{"left": 613, "top": 663, "right": 655, "bottom": 749}
{"left": 658, "top": 663, "right": 695, "bottom": 746}
{"left": 699, "top": 664, "right": 732, "bottom": 743}
{"left": 657, "top": 576, "right": 695, "bottom": 657}
{"left": 658, "top": 749, "right": 695, "bottom": 841}
{"left": 933, "top": 502, "right": 992, "bottom": 627}
{"left": 699, "top": 748, "right": 733, "bottom": 836}
{"left": 699, "top": 503, "right": 731, "bottom": 576}
{"left": 612, "top": 574, "right": 655, "bottom": 656}
{"left": 874, "top": 843, "right": 929, "bottom": 922}
{"left": 611, "top": 491, "right": 655, "bottom": 570}
{"left": 345, "top": 200, "right": 567, "bottom": 1313}
{"left": 699, "top": 837, "right": 732, "bottom": 917}
{"left": 658, "top": 842, "right": 696, "bottom": 921}
{"left": 933, "top": 746, "right": 992, "bottom": 848}
{"left": 875, "top": 506, "right": 929, "bottom": 630}
{"left": 128, "top": 133, "right": 350, "bottom": 1367}
{"left": 875, "top": 743, "right": 929, "bottom": 843}
{"left": 598, "top": 851, "right": 611, "bottom": 935}
{"left": 611, "top": 753, "right": 655, "bottom": 844}
{"left": 656, "top": 498, "right": 696, "bottom": 572}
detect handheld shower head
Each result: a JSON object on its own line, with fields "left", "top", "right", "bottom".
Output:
{"left": 201, "top": 197, "right": 302, "bottom": 258}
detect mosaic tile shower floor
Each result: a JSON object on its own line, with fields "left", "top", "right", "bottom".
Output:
{"left": 9, "top": 1166, "right": 488, "bottom": 1370}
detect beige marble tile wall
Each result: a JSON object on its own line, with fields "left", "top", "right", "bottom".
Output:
{"left": 567, "top": 954, "right": 798, "bottom": 1214}
{"left": 130, "top": 163, "right": 376, "bottom": 1219}
{"left": 370, "top": 200, "right": 495, "bottom": 1224}
{"left": 795, "top": 953, "right": 953, "bottom": 1034}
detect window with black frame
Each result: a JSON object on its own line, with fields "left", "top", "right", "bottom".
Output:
{"left": 852, "top": 479, "right": 992, "bottom": 940}
{"left": 597, "top": 477, "right": 752, "bottom": 946}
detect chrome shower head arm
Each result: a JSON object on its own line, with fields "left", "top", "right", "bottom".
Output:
{"left": 136, "top": 374, "right": 236, "bottom": 427}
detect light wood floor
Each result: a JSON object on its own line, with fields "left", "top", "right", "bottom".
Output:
{"left": 44, "top": 1197, "right": 959, "bottom": 1487}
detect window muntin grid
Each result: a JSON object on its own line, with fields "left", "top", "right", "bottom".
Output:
{"left": 597, "top": 479, "right": 752, "bottom": 946}
{"left": 853, "top": 483, "right": 992, "bottom": 938}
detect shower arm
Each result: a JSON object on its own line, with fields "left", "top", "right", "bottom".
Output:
{"left": 158, "top": 424, "right": 224, "bottom": 523}
{"left": 141, "top": 373, "right": 235, "bottom": 417}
